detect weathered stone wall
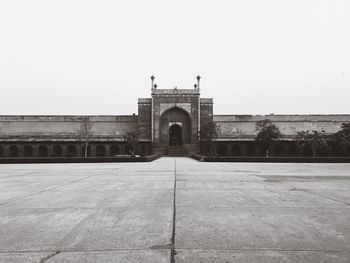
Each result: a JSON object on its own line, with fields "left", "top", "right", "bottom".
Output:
{"left": 0, "top": 115, "right": 138, "bottom": 140}
{"left": 200, "top": 98, "right": 214, "bottom": 130}
{"left": 214, "top": 115, "right": 350, "bottom": 140}
{"left": 138, "top": 98, "right": 152, "bottom": 141}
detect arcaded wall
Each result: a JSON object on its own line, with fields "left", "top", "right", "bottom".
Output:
{"left": 214, "top": 115, "right": 350, "bottom": 140}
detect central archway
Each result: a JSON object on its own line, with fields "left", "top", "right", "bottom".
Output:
{"left": 159, "top": 107, "right": 191, "bottom": 145}
{"left": 169, "top": 124, "right": 182, "bottom": 146}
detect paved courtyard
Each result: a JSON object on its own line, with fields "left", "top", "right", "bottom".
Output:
{"left": 0, "top": 158, "right": 349, "bottom": 262}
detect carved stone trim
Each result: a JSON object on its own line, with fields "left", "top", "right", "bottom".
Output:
{"left": 159, "top": 103, "right": 192, "bottom": 116}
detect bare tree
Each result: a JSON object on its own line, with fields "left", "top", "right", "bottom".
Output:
{"left": 77, "top": 117, "right": 94, "bottom": 157}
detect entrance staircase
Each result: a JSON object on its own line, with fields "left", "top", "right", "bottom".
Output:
{"left": 167, "top": 146, "right": 187, "bottom": 156}
{"left": 152, "top": 143, "right": 200, "bottom": 157}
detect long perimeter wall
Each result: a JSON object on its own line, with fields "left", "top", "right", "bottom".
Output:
{"left": 214, "top": 114, "right": 350, "bottom": 141}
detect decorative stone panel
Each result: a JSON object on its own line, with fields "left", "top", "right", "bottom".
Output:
{"left": 159, "top": 103, "right": 191, "bottom": 116}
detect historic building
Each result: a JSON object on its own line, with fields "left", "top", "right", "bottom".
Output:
{"left": 1, "top": 77, "right": 350, "bottom": 158}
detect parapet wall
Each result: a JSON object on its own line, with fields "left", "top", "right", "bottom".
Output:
{"left": 214, "top": 114, "right": 350, "bottom": 140}
{"left": 0, "top": 115, "right": 138, "bottom": 141}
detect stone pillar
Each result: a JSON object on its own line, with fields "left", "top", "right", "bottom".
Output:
{"left": 17, "top": 144, "right": 24, "bottom": 157}
{"left": 61, "top": 144, "right": 67, "bottom": 157}
{"left": 3, "top": 145, "right": 9, "bottom": 157}
{"left": 105, "top": 144, "right": 109, "bottom": 157}
{"left": 76, "top": 144, "right": 83, "bottom": 157}
{"left": 255, "top": 145, "right": 260, "bottom": 156}
{"left": 90, "top": 144, "right": 96, "bottom": 157}
{"left": 46, "top": 144, "right": 53, "bottom": 157}
{"left": 241, "top": 144, "right": 247, "bottom": 156}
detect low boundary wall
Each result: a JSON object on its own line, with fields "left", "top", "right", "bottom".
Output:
{"left": 0, "top": 155, "right": 160, "bottom": 164}
{"left": 191, "top": 154, "right": 350, "bottom": 163}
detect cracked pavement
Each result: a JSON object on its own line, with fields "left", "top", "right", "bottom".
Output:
{"left": 0, "top": 158, "right": 349, "bottom": 262}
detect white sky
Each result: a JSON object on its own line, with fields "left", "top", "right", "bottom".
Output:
{"left": 0, "top": 0, "right": 349, "bottom": 115}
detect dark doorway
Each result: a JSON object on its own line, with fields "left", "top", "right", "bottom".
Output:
{"left": 110, "top": 145, "right": 120, "bottom": 156}
{"left": 67, "top": 145, "right": 77, "bottom": 157}
{"left": 53, "top": 145, "right": 63, "bottom": 157}
{"left": 289, "top": 144, "right": 299, "bottom": 157}
{"left": 169, "top": 124, "right": 182, "bottom": 146}
{"left": 232, "top": 144, "right": 241, "bottom": 156}
{"left": 38, "top": 145, "right": 48, "bottom": 157}
{"left": 9, "top": 145, "right": 19, "bottom": 157}
{"left": 96, "top": 145, "right": 106, "bottom": 157}
{"left": 246, "top": 144, "right": 256, "bottom": 156}
{"left": 24, "top": 145, "right": 33, "bottom": 157}
{"left": 217, "top": 144, "right": 228, "bottom": 156}
{"left": 160, "top": 107, "right": 191, "bottom": 145}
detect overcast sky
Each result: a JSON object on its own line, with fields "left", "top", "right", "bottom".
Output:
{"left": 0, "top": 0, "right": 349, "bottom": 115}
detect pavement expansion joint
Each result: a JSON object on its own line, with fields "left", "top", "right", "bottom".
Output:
{"left": 39, "top": 251, "right": 60, "bottom": 263}
{"left": 0, "top": 248, "right": 172, "bottom": 254}
{"left": 170, "top": 157, "right": 177, "bottom": 263}
{"left": 0, "top": 174, "right": 99, "bottom": 207}
{"left": 297, "top": 188, "right": 350, "bottom": 206}
{"left": 174, "top": 248, "right": 350, "bottom": 252}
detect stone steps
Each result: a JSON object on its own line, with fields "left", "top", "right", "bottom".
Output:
{"left": 167, "top": 146, "right": 188, "bottom": 157}
{"left": 152, "top": 144, "right": 168, "bottom": 156}
{"left": 153, "top": 144, "right": 200, "bottom": 156}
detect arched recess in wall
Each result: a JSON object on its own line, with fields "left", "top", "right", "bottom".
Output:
{"left": 302, "top": 145, "right": 313, "bottom": 157}
{"left": 231, "top": 144, "right": 241, "bottom": 156}
{"left": 318, "top": 145, "right": 329, "bottom": 157}
{"left": 9, "top": 145, "right": 19, "bottom": 157}
{"left": 288, "top": 144, "right": 299, "bottom": 157}
{"left": 246, "top": 144, "right": 256, "bottom": 156}
{"left": 159, "top": 107, "right": 192, "bottom": 145}
{"left": 38, "top": 145, "right": 48, "bottom": 157}
{"left": 53, "top": 145, "right": 63, "bottom": 157}
{"left": 110, "top": 145, "right": 120, "bottom": 156}
{"left": 217, "top": 144, "right": 228, "bottom": 156}
{"left": 258, "top": 144, "right": 266, "bottom": 156}
{"left": 67, "top": 145, "right": 77, "bottom": 157}
{"left": 96, "top": 145, "right": 106, "bottom": 157}
{"left": 24, "top": 145, "right": 33, "bottom": 157}
{"left": 275, "top": 144, "right": 284, "bottom": 157}
{"left": 330, "top": 143, "right": 340, "bottom": 157}
{"left": 0, "top": 145, "right": 4, "bottom": 157}
{"left": 346, "top": 146, "right": 350, "bottom": 157}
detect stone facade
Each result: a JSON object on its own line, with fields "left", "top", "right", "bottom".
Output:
{"left": 0, "top": 87, "right": 350, "bottom": 158}
{"left": 151, "top": 88, "right": 202, "bottom": 144}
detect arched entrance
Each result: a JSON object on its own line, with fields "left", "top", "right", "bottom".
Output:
{"left": 159, "top": 107, "right": 191, "bottom": 145}
{"left": 169, "top": 124, "right": 182, "bottom": 146}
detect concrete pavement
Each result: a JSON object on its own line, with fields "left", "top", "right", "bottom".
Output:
{"left": 0, "top": 158, "right": 349, "bottom": 262}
